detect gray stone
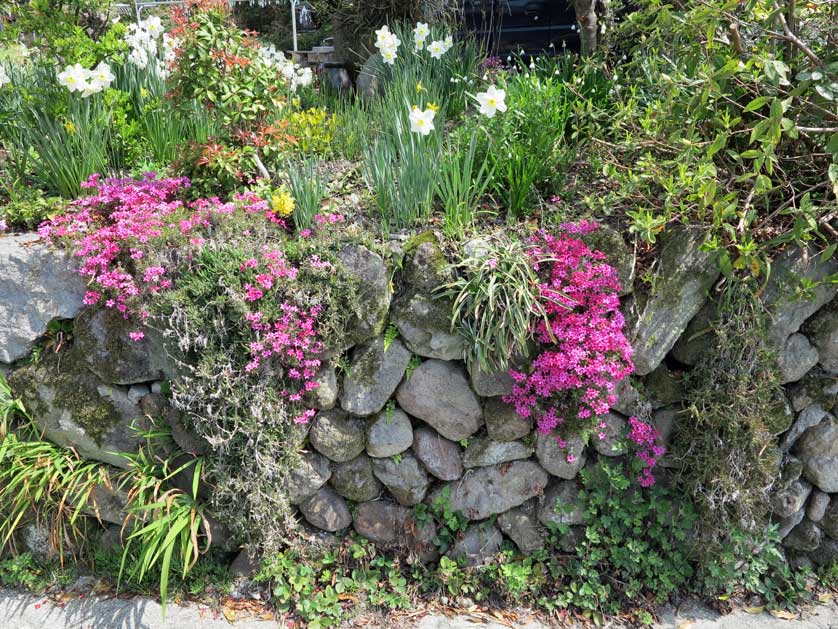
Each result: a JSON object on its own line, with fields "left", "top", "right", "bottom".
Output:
{"left": 781, "top": 405, "right": 828, "bottom": 451}
{"left": 7, "top": 352, "right": 149, "bottom": 469}
{"left": 462, "top": 437, "right": 532, "bottom": 468}
{"left": 821, "top": 498, "right": 838, "bottom": 539}
{"left": 330, "top": 454, "right": 382, "bottom": 502}
{"left": 85, "top": 474, "right": 129, "bottom": 525}
{"left": 429, "top": 460, "right": 548, "bottom": 521}
{"left": 353, "top": 501, "right": 437, "bottom": 560}
{"left": 787, "top": 370, "right": 838, "bottom": 414}
{"left": 287, "top": 452, "right": 332, "bottom": 505}
{"left": 356, "top": 52, "right": 383, "bottom": 100}
{"left": 793, "top": 416, "right": 838, "bottom": 492}
{"left": 392, "top": 292, "right": 465, "bottom": 361}
{"left": 353, "top": 501, "right": 407, "bottom": 545}
{"left": 484, "top": 397, "right": 531, "bottom": 442}
{"left": 783, "top": 520, "right": 822, "bottom": 552}
{"left": 0, "top": 233, "right": 86, "bottom": 364}
{"left": 777, "top": 508, "right": 805, "bottom": 539}
{"left": 230, "top": 551, "right": 261, "bottom": 579}
{"left": 579, "top": 224, "right": 635, "bottom": 295}
{"left": 309, "top": 410, "right": 366, "bottom": 463}
{"left": 468, "top": 364, "right": 515, "bottom": 397}
{"left": 412, "top": 427, "right": 463, "bottom": 481}
{"left": 306, "top": 366, "right": 338, "bottom": 410}
{"left": 370, "top": 453, "right": 430, "bottom": 506}
{"left": 538, "top": 481, "right": 584, "bottom": 527}
{"left": 611, "top": 378, "right": 646, "bottom": 417}
{"left": 126, "top": 384, "right": 150, "bottom": 405}
{"left": 777, "top": 333, "right": 819, "bottom": 384}
{"left": 810, "top": 537, "right": 838, "bottom": 566}
{"left": 402, "top": 233, "right": 452, "bottom": 292}
{"left": 762, "top": 245, "right": 838, "bottom": 347}
{"left": 366, "top": 408, "right": 413, "bottom": 458}
{"left": 592, "top": 413, "right": 627, "bottom": 457}
{"left": 670, "top": 300, "right": 717, "bottom": 366}
{"left": 21, "top": 523, "right": 55, "bottom": 563}
{"left": 629, "top": 227, "right": 720, "bottom": 375}
{"left": 652, "top": 409, "right": 677, "bottom": 449}
{"left": 804, "top": 302, "right": 838, "bottom": 374}
{"left": 73, "top": 308, "right": 178, "bottom": 385}
{"left": 807, "top": 491, "right": 830, "bottom": 523}
{"left": 299, "top": 487, "right": 352, "bottom": 532}
{"left": 535, "top": 432, "right": 586, "bottom": 479}
{"left": 337, "top": 244, "right": 391, "bottom": 349}
{"left": 771, "top": 479, "right": 812, "bottom": 519}
{"left": 497, "top": 500, "right": 545, "bottom": 553}
{"left": 448, "top": 524, "right": 503, "bottom": 567}
{"left": 643, "top": 364, "right": 686, "bottom": 408}
{"left": 780, "top": 456, "right": 804, "bottom": 485}
{"left": 396, "top": 359, "right": 482, "bottom": 441}
{"left": 340, "top": 337, "right": 412, "bottom": 416}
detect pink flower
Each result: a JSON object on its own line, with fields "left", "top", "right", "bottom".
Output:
{"left": 486, "top": 258, "right": 498, "bottom": 269}
{"left": 244, "top": 284, "right": 264, "bottom": 302}
{"left": 128, "top": 331, "right": 145, "bottom": 341}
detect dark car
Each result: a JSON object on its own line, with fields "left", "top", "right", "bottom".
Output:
{"left": 462, "top": 0, "right": 580, "bottom": 55}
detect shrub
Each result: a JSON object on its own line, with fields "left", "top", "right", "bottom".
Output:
{"left": 285, "top": 107, "right": 337, "bottom": 156}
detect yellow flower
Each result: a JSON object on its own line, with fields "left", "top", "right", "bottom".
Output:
{"left": 415, "top": 80, "right": 425, "bottom": 93}
{"left": 63, "top": 120, "right": 76, "bottom": 135}
{"left": 271, "top": 189, "right": 295, "bottom": 217}
{"left": 140, "top": 87, "right": 148, "bottom": 98}
{"left": 427, "top": 102, "right": 439, "bottom": 112}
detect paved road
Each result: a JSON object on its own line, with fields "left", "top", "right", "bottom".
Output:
{"left": 1, "top": 588, "right": 836, "bottom": 629}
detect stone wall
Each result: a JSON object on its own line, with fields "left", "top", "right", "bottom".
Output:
{"left": 1, "top": 229, "right": 837, "bottom": 567}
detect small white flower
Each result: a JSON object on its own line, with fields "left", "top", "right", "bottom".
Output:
{"left": 443, "top": 35, "right": 453, "bottom": 51}
{"left": 475, "top": 85, "right": 507, "bottom": 118}
{"left": 90, "top": 62, "right": 115, "bottom": 88}
{"left": 414, "top": 22, "right": 429, "bottom": 39}
{"left": 600, "top": 23, "right": 606, "bottom": 34}
{"left": 529, "top": 60, "right": 535, "bottom": 69}
{"left": 57, "top": 63, "right": 89, "bottom": 92}
{"left": 143, "top": 16, "right": 164, "bottom": 39}
{"left": 0, "top": 66, "right": 9, "bottom": 89}
{"left": 427, "top": 40, "right": 446, "bottom": 59}
{"left": 381, "top": 48, "right": 397, "bottom": 65}
{"left": 296, "top": 66, "right": 313, "bottom": 87}
{"left": 408, "top": 106, "right": 435, "bottom": 135}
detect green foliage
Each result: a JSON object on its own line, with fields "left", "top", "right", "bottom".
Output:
{"left": 413, "top": 486, "right": 468, "bottom": 554}
{"left": 0, "top": 189, "right": 65, "bottom": 228}
{"left": 558, "top": 461, "right": 695, "bottom": 614}
{"left": 674, "top": 285, "right": 784, "bottom": 551}
{"left": 117, "top": 425, "right": 210, "bottom": 618}
{"left": 284, "top": 157, "right": 327, "bottom": 229}
{"left": 255, "top": 537, "right": 410, "bottom": 627}
{"left": 438, "top": 237, "right": 546, "bottom": 372}
{"left": 363, "top": 115, "right": 439, "bottom": 230}
{"left": 285, "top": 107, "right": 337, "bottom": 156}
{"left": 0, "top": 374, "right": 109, "bottom": 561}
{"left": 699, "top": 526, "right": 810, "bottom": 610}
{"left": 435, "top": 132, "right": 495, "bottom": 239}
{"left": 0, "top": 553, "right": 57, "bottom": 592}
{"left": 169, "top": 6, "right": 288, "bottom": 129}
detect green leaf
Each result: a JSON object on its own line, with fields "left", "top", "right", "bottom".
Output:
{"left": 743, "top": 96, "right": 768, "bottom": 113}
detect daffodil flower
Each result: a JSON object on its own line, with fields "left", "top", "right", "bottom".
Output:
{"left": 409, "top": 106, "right": 435, "bottom": 135}
{"left": 427, "top": 40, "right": 446, "bottom": 59}
{"left": 475, "top": 85, "right": 507, "bottom": 118}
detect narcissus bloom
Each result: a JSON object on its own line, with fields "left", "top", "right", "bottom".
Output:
{"left": 475, "top": 85, "right": 507, "bottom": 118}
{"left": 409, "top": 106, "right": 435, "bottom": 135}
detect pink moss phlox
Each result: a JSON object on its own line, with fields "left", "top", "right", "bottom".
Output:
{"left": 504, "top": 221, "right": 634, "bottom": 451}
{"left": 627, "top": 416, "right": 665, "bottom": 487}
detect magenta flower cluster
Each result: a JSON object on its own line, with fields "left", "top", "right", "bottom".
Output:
{"left": 504, "top": 221, "right": 635, "bottom": 460}
{"left": 627, "top": 416, "right": 665, "bottom": 487}
{"left": 39, "top": 174, "right": 332, "bottom": 426}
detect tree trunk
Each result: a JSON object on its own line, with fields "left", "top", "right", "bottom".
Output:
{"left": 574, "top": 0, "right": 598, "bottom": 56}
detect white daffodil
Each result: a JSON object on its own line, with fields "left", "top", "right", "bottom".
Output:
{"left": 90, "top": 62, "right": 115, "bottom": 89}
{"left": 0, "top": 66, "right": 9, "bottom": 89}
{"left": 475, "top": 85, "right": 507, "bottom": 118}
{"left": 57, "top": 63, "right": 90, "bottom": 92}
{"left": 375, "top": 25, "right": 392, "bottom": 45}
{"left": 409, "top": 106, "right": 435, "bottom": 135}
{"left": 414, "top": 22, "right": 429, "bottom": 39}
{"left": 443, "top": 35, "right": 453, "bottom": 51}
{"left": 144, "top": 16, "right": 164, "bottom": 39}
{"left": 381, "top": 47, "right": 397, "bottom": 65}
{"left": 427, "top": 40, "right": 446, "bottom": 59}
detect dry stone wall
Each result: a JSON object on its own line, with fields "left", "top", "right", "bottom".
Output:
{"left": 1, "top": 230, "right": 837, "bottom": 567}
